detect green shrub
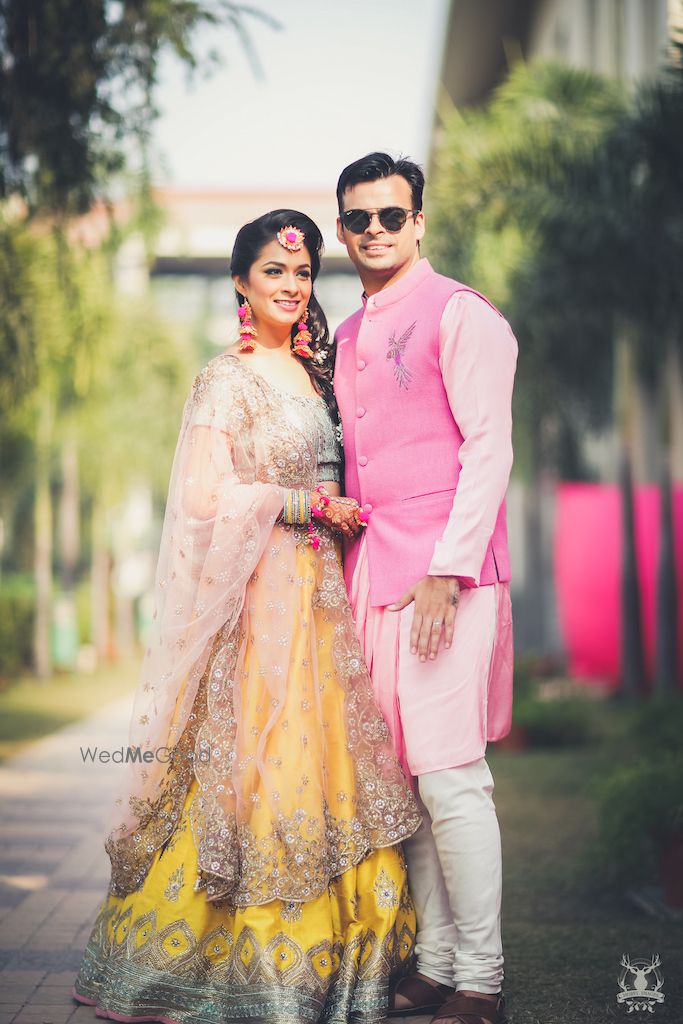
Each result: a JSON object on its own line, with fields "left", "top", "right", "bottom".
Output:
{"left": 75, "top": 578, "right": 92, "bottom": 644}
{"left": 594, "top": 750, "right": 683, "bottom": 885}
{"left": 626, "top": 695, "right": 683, "bottom": 756}
{"left": 0, "top": 576, "right": 35, "bottom": 679}
{"left": 514, "top": 696, "right": 597, "bottom": 747}
{"left": 511, "top": 664, "right": 598, "bottom": 748}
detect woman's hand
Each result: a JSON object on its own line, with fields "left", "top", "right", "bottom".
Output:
{"left": 309, "top": 488, "right": 367, "bottom": 538}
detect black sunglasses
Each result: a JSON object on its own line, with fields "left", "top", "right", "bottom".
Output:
{"left": 340, "top": 206, "right": 420, "bottom": 234}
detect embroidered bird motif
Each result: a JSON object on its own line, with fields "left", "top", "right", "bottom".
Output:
{"left": 386, "top": 321, "right": 416, "bottom": 389}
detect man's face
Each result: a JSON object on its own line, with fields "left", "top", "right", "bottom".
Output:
{"left": 336, "top": 175, "right": 425, "bottom": 286}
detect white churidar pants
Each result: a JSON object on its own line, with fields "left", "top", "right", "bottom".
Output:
{"left": 404, "top": 759, "right": 504, "bottom": 993}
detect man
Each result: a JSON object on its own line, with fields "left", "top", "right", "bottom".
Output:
{"left": 333, "top": 153, "right": 517, "bottom": 1024}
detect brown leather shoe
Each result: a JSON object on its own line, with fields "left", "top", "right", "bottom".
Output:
{"left": 430, "top": 991, "right": 509, "bottom": 1024}
{"left": 388, "top": 972, "right": 456, "bottom": 1017}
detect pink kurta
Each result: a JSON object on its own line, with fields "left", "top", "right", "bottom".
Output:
{"left": 350, "top": 538, "right": 513, "bottom": 775}
{"left": 343, "top": 288, "right": 516, "bottom": 774}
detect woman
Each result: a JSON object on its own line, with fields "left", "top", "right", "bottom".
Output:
{"left": 73, "top": 210, "right": 421, "bottom": 1024}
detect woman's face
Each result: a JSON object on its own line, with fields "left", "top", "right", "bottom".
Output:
{"left": 234, "top": 238, "right": 313, "bottom": 332}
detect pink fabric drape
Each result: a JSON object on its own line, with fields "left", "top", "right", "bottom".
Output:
{"left": 555, "top": 483, "right": 683, "bottom": 686}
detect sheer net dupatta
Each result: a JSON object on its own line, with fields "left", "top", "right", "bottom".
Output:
{"left": 106, "top": 358, "right": 284, "bottom": 894}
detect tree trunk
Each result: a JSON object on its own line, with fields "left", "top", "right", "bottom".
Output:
{"left": 523, "top": 461, "right": 546, "bottom": 652}
{"left": 669, "top": 343, "right": 683, "bottom": 481}
{"left": 655, "top": 453, "right": 678, "bottom": 692}
{"left": 90, "top": 491, "right": 110, "bottom": 664}
{"left": 654, "top": 337, "right": 680, "bottom": 693}
{"left": 619, "top": 447, "right": 646, "bottom": 696}
{"left": 115, "top": 591, "right": 136, "bottom": 660}
{"left": 33, "top": 397, "right": 53, "bottom": 679}
{"left": 59, "top": 435, "right": 79, "bottom": 590}
{"left": 53, "top": 435, "right": 80, "bottom": 670}
{"left": 633, "top": 379, "right": 659, "bottom": 484}
{"left": 616, "top": 328, "right": 646, "bottom": 697}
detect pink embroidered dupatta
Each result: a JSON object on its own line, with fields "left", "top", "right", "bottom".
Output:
{"left": 105, "top": 355, "right": 283, "bottom": 842}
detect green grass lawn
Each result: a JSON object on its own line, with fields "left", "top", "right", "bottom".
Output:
{"left": 492, "top": 734, "right": 682, "bottom": 1023}
{"left": 0, "top": 660, "right": 138, "bottom": 761}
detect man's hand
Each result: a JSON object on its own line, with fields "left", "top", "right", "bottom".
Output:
{"left": 388, "top": 576, "right": 460, "bottom": 661}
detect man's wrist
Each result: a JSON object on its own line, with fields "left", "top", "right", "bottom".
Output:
{"left": 428, "top": 570, "right": 474, "bottom": 588}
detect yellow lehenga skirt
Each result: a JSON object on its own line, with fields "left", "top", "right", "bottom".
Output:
{"left": 74, "top": 781, "right": 415, "bottom": 1024}
{"left": 74, "top": 539, "right": 418, "bottom": 1023}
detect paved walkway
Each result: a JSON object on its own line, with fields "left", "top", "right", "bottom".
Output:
{"left": 0, "top": 700, "right": 432, "bottom": 1024}
{"left": 0, "top": 695, "right": 132, "bottom": 1024}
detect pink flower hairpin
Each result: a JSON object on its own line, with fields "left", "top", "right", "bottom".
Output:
{"left": 277, "top": 225, "right": 305, "bottom": 252}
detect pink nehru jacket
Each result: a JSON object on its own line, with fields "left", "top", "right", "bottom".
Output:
{"left": 334, "top": 258, "right": 518, "bottom": 608}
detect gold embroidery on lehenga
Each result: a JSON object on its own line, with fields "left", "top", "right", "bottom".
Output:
{"left": 77, "top": 893, "right": 415, "bottom": 1021}
{"left": 163, "top": 864, "right": 185, "bottom": 903}
{"left": 373, "top": 868, "right": 400, "bottom": 909}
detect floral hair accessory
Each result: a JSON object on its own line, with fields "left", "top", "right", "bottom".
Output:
{"left": 277, "top": 225, "right": 305, "bottom": 252}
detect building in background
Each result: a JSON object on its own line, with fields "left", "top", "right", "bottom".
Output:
{"left": 143, "top": 187, "right": 358, "bottom": 353}
{"left": 440, "top": 0, "right": 671, "bottom": 108}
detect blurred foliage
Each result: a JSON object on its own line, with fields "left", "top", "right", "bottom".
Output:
{"left": 596, "top": 750, "right": 683, "bottom": 886}
{"left": 594, "top": 695, "right": 683, "bottom": 886}
{"left": 628, "top": 694, "right": 683, "bottom": 754}
{"left": 0, "top": 211, "right": 192, "bottom": 674}
{"left": 510, "top": 661, "right": 599, "bottom": 748}
{"left": 0, "top": 574, "right": 34, "bottom": 677}
{"left": 0, "top": 214, "right": 191, "bottom": 494}
{"left": 0, "top": 0, "right": 278, "bottom": 678}
{"left": 429, "top": 63, "right": 625, "bottom": 480}
{"left": 428, "top": 58, "right": 683, "bottom": 480}
{"left": 0, "top": 0, "right": 279, "bottom": 215}
{"left": 429, "top": 54, "right": 683, "bottom": 696}
{"left": 514, "top": 694, "right": 598, "bottom": 748}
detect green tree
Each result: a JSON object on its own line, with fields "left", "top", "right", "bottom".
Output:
{"left": 0, "top": 0, "right": 276, "bottom": 677}
{"left": 0, "top": 219, "right": 85, "bottom": 676}
{"left": 509, "top": 69, "right": 683, "bottom": 694}
{"left": 429, "top": 62, "right": 625, "bottom": 654}
{"left": 429, "top": 55, "right": 683, "bottom": 692}
{"left": 0, "top": 0, "right": 277, "bottom": 215}
{"left": 76, "top": 286, "right": 190, "bottom": 663}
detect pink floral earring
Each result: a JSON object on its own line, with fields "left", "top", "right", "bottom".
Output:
{"left": 291, "top": 307, "right": 314, "bottom": 359}
{"left": 238, "top": 298, "right": 256, "bottom": 353}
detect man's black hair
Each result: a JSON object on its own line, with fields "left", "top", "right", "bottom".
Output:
{"left": 336, "top": 152, "right": 425, "bottom": 213}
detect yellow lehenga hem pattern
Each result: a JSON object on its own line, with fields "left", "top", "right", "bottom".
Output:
{"left": 75, "top": 781, "right": 416, "bottom": 1024}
